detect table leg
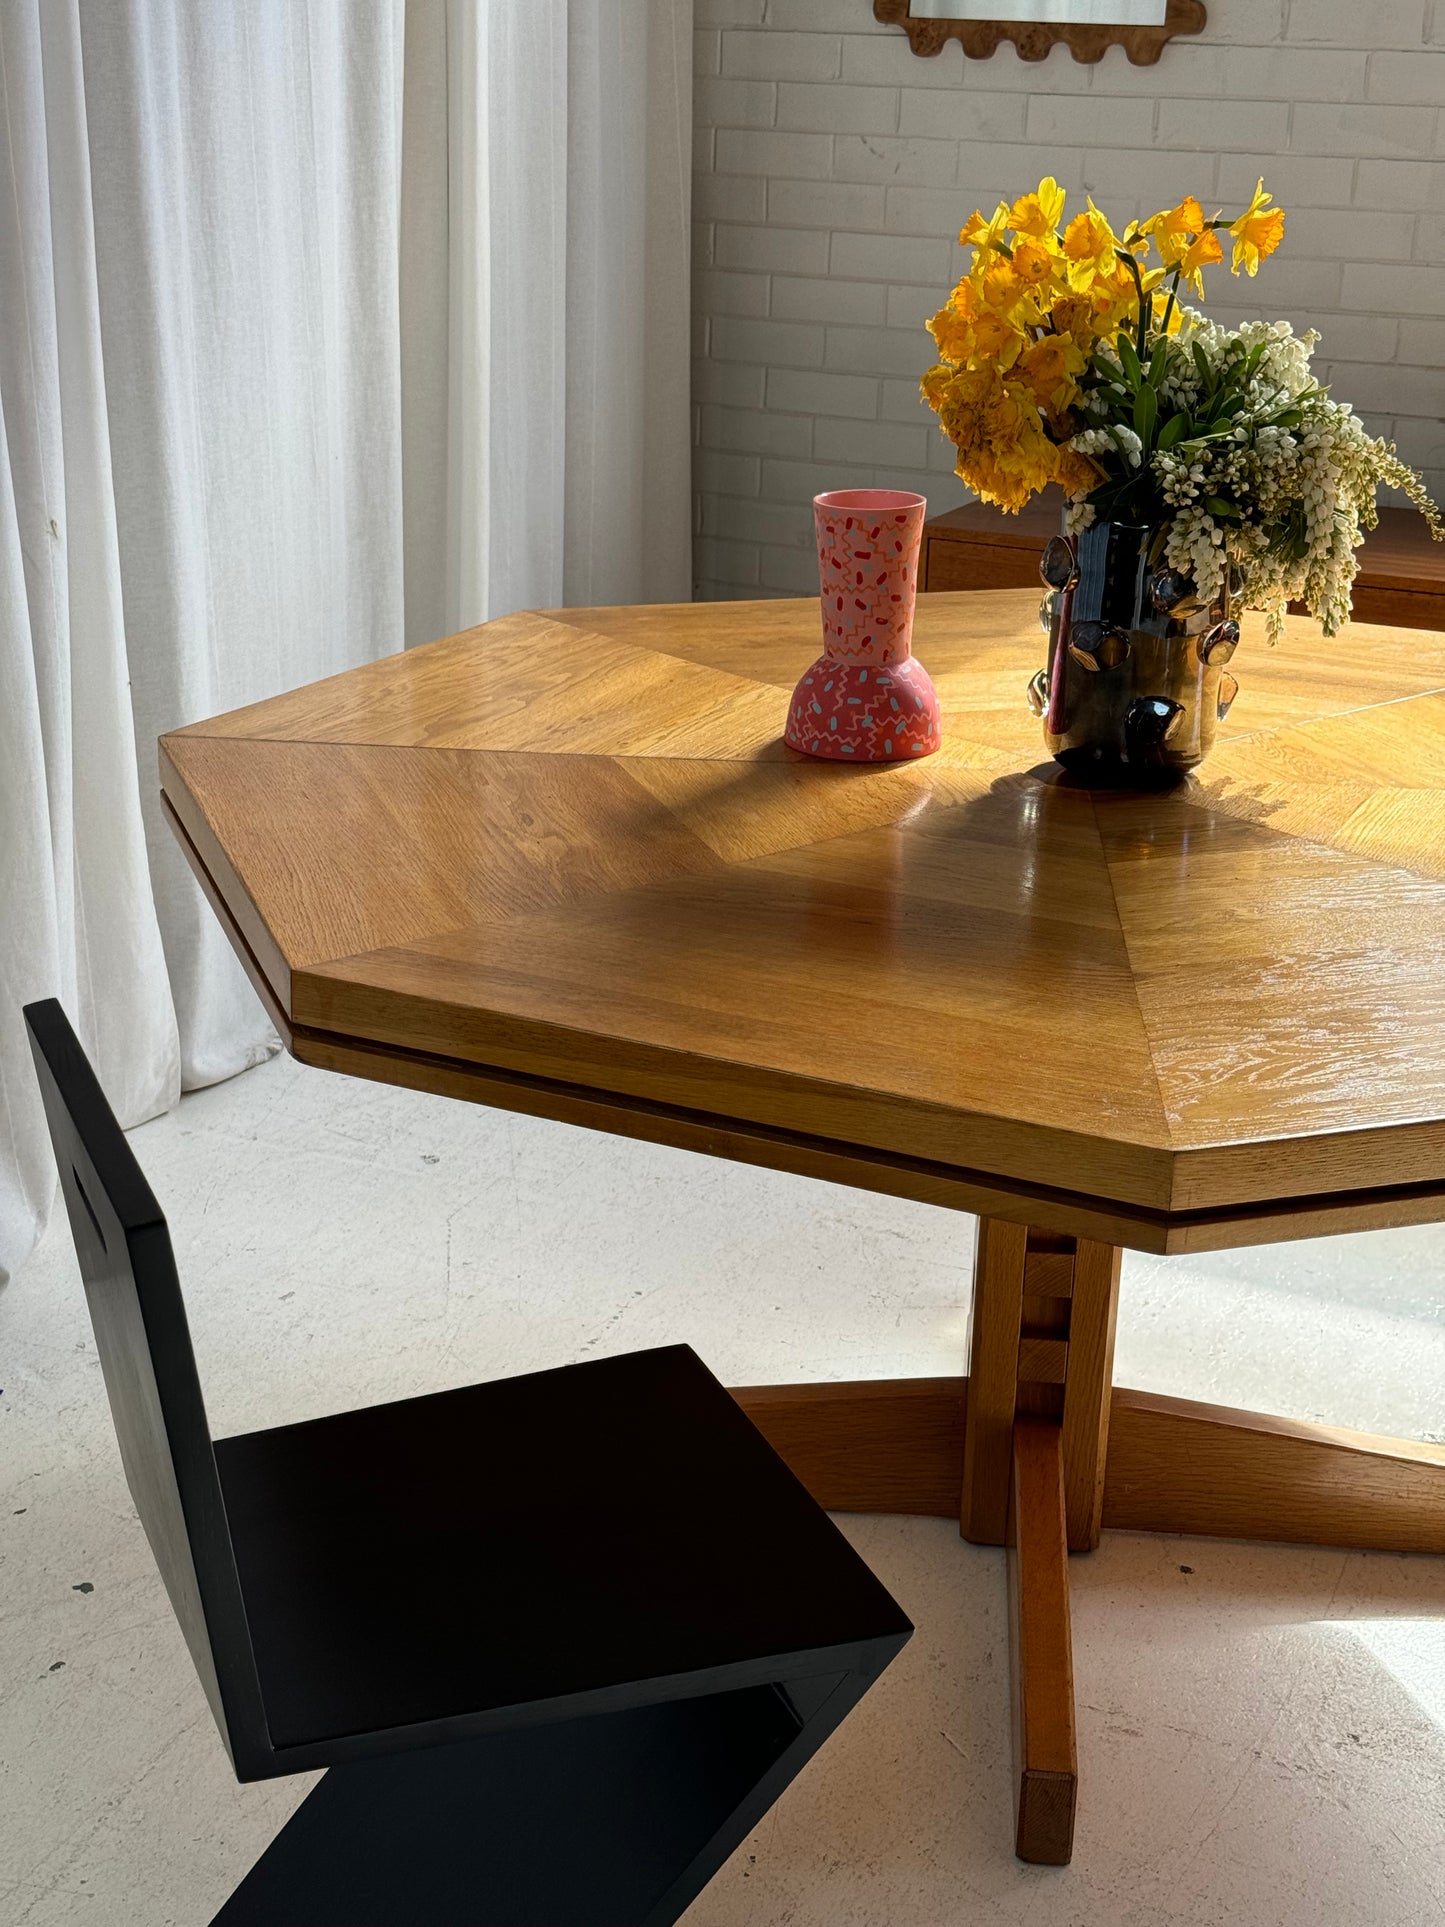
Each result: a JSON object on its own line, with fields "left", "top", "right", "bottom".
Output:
{"left": 960, "top": 1218, "right": 1028, "bottom": 1544}
{"left": 1009, "top": 1418, "right": 1076, "bottom": 1866}
{"left": 729, "top": 1214, "right": 1444, "bottom": 1871}
{"left": 960, "top": 1218, "right": 1121, "bottom": 1862}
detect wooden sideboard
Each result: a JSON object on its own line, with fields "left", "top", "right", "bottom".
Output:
{"left": 920, "top": 493, "right": 1445, "bottom": 631}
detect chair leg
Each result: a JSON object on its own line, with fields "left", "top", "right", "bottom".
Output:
{"left": 212, "top": 1663, "right": 892, "bottom": 1927}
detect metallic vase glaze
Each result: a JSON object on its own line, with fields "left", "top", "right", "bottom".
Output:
{"left": 1028, "top": 520, "right": 1240, "bottom": 784}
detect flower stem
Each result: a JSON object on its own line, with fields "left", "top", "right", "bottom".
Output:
{"left": 1115, "top": 247, "right": 1149, "bottom": 356}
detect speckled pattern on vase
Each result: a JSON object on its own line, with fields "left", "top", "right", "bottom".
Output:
{"left": 785, "top": 489, "right": 941, "bottom": 761}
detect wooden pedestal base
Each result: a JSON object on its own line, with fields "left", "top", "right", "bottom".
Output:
{"left": 732, "top": 1214, "right": 1445, "bottom": 1868}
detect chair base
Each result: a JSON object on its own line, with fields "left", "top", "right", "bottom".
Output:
{"left": 213, "top": 1672, "right": 862, "bottom": 1926}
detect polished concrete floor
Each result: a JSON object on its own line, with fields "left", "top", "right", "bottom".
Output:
{"left": 2, "top": 1048, "right": 1443, "bottom": 1926}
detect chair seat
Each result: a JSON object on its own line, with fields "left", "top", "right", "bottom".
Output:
{"left": 215, "top": 1344, "right": 908, "bottom": 1756}
{"left": 29, "top": 997, "right": 912, "bottom": 1921}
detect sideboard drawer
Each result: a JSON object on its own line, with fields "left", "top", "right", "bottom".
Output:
{"left": 922, "top": 536, "right": 1045, "bottom": 593}
{"left": 920, "top": 499, "right": 1445, "bottom": 631}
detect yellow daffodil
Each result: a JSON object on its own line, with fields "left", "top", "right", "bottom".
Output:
{"left": 922, "top": 173, "right": 1291, "bottom": 515}
{"left": 1046, "top": 291, "right": 1101, "bottom": 351}
{"left": 960, "top": 201, "right": 1010, "bottom": 252}
{"left": 1055, "top": 441, "right": 1106, "bottom": 496}
{"left": 1061, "top": 206, "right": 1118, "bottom": 289}
{"left": 1142, "top": 195, "right": 1206, "bottom": 266}
{"left": 970, "top": 396, "right": 1054, "bottom": 510}
{"left": 927, "top": 303, "right": 974, "bottom": 363}
{"left": 1149, "top": 289, "right": 1186, "bottom": 334}
{"left": 970, "top": 308, "right": 1025, "bottom": 368}
{"left": 926, "top": 353, "right": 1101, "bottom": 513}
{"left": 1086, "top": 261, "right": 1142, "bottom": 333}
{"left": 1138, "top": 194, "right": 1229, "bottom": 295}
{"left": 920, "top": 362, "right": 954, "bottom": 413}
{"left": 1018, "top": 334, "right": 1086, "bottom": 416}
{"left": 1116, "top": 219, "right": 1152, "bottom": 259}
{"left": 1229, "top": 177, "right": 1285, "bottom": 275}
{"left": 1175, "top": 225, "right": 1223, "bottom": 296}
{"left": 978, "top": 259, "right": 1025, "bottom": 314}
{"left": 1008, "top": 176, "right": 1066, "bottom": 239}
{"left": 1010, "top": 236, "right": 1061, "bottom": 291}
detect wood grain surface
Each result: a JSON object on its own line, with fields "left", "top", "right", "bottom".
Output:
{"left": 161, "top": 589, "right": 1445, "bottom": 1241}
{"left": 1057, "top": 1240, "right": 1122, "bottom": 1553}
{"left": 728, "top": 1377, "right": 1445, "bottom": 1555}
{"left": 1104, "top": 1390, "right": 1445, "bottom": 1554}
{"left": 730, "top": 1378, "right": 967, "bottom": 1517}
{"left": 960, "top": 1218, "right": 1029, "bottom": 1546}
{"left": 1008, "top": 1419, "right": 1077, "bottom": 1867}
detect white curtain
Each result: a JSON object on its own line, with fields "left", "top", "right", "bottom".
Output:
{"left": 0, "top": 0, "right": 693, "bottom": 1286}
{"left": 564, "top": 1, "right": 693, "bottom": 609}
{"left": 400, "top": 0, "right": 692, "bottom": 640}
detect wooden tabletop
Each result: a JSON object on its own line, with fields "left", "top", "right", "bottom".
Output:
{"left": 161, "top": 590, "right": 1445, "bottom": 1251}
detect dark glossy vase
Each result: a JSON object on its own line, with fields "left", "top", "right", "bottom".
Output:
{"left": 1028, "top": 520, "right": 1240, "bottom": 784}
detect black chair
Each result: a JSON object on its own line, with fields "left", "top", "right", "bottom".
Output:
{"left": 24, "top": 998, "right": 910, "bottom": 1924}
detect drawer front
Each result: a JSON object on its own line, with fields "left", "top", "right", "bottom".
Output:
{"left": 922, "top": 536, "right": 1046, "bottom": 593}
{"left": 1348, "top": 584, "right": 1445, "bottom": 633}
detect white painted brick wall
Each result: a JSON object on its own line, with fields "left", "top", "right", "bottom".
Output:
{"left": 692, "top": 0, "right": 1445, "bottom": 600}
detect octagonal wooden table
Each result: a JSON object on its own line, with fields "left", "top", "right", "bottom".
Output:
{"left": 161, "top": 588, "right": 1445, "bottom": 1868}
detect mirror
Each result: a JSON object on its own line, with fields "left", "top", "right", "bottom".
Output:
{"left": 928, "top": 2, "right": 1166, "bottom": 19}
{"left": 873, "top": 0, "right": 1205, "bottom": 64}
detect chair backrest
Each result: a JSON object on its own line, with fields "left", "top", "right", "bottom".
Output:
{"left": 24, "top": 1000, "right": 269, "bottom": 1773}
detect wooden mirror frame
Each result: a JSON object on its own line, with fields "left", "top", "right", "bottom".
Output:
{"left": 873, "top": 0, "right": 1206, "bottom": 65}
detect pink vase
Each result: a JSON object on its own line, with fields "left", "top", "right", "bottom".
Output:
{"left": 784, "top": 489, "right": 940, "bottom": 762}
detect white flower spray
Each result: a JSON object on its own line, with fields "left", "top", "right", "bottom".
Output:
{"left": 1068, "top": 310, "right": 1441, "bottom": 639}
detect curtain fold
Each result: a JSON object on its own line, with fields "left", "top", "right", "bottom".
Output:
{"left": 0, "top": 0, "right": 694, "bottom": 1287}
{"left": 0, "top": 0, "right": 178, "bottom": 1283}
{"left": 403, "top": 0, "right": 691, "bottom": 638}
{"left": 78, "top": 0, "right": 408, "bottom": 1092}
{"left": 565, "top": 0, "right": 693, "bottom": 610}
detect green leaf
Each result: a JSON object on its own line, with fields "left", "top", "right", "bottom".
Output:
{"left": 1133, "top": 384, "right": 1158, "bottom": 447}
{"left": 1116, "top": 333, "right": 1143, "bottom": 391}
{"left": 1191, "top": 341, "right": 1214, "bottom": 394}
{"left": 1086, "top": 479, "right": 1126, "bottom": 509}
{"left": 1146, "top": 339, "right": 1170, "bottom": 390}
{"left": 1200, "top": 391, "right": 1245, "bottom": 428}
{"left": 1205, "top": 496, "right": 1241, "bottom": 520}
{"left": 1087, "top": 468, "right": 1137, "bottom": 505}
{"left": 1157, "top": 412, "right": 1189, "bottom": 450}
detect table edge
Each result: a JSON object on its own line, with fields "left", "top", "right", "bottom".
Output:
{"left": 162, "top": 774, "right": 1445, "bottom": 1256}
